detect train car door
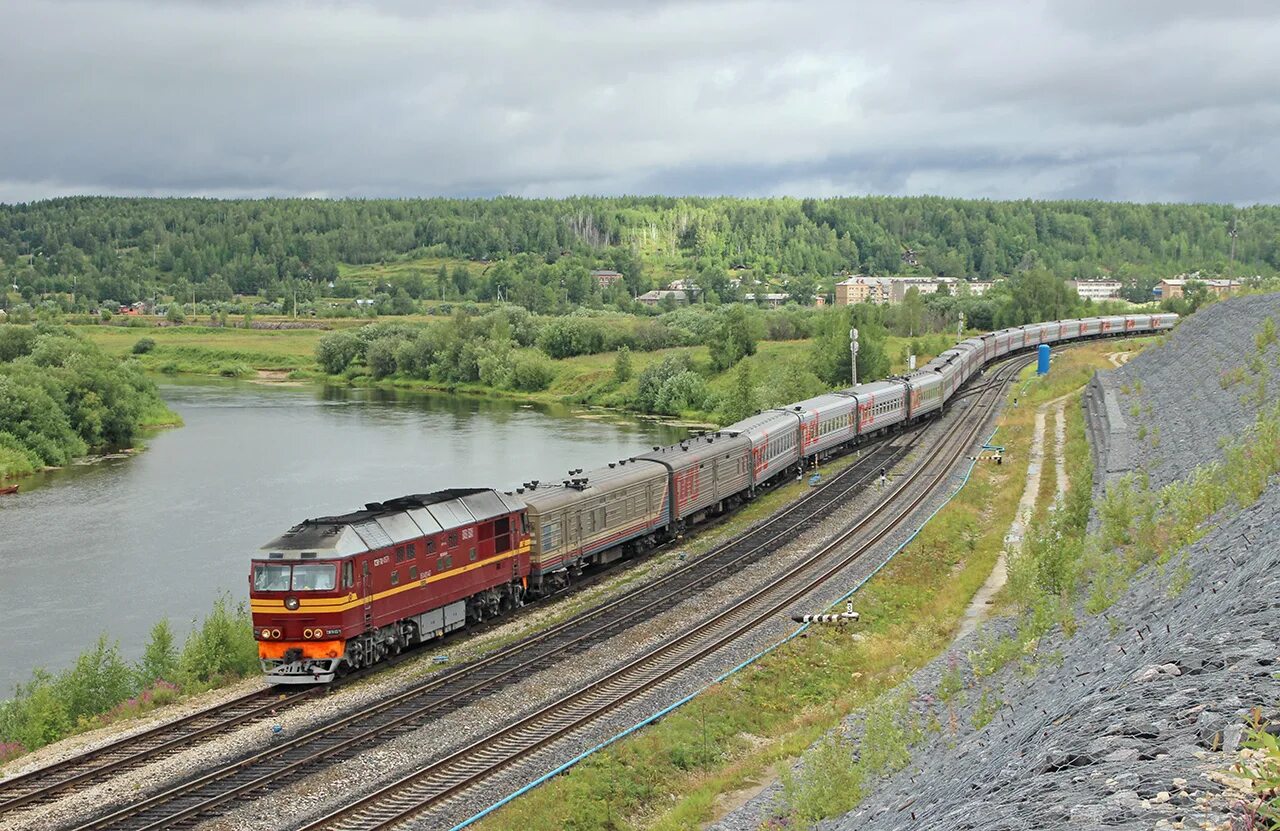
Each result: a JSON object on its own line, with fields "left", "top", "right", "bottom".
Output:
{"left": 361, "top": 559, "right": 373, "bottom": 631}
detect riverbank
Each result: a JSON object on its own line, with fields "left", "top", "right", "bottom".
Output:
{"left": 71, "top": 321, "right": 956, "bottom": 426}
{"left": 0, "top": 327, "right": 183, "bottom": 483}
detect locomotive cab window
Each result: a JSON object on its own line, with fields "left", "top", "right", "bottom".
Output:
{"left": 291, "top": 563, "right": 336, "bottom": 592}
{"left": 253, "top": 563, "right": 290, "bottom": 592}
{"left": 343, "top": 561, "right": 354, "bottom": 589}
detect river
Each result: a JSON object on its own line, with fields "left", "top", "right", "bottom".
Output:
{"left": 0, "top": 380, "right": 686, "bottom": 695}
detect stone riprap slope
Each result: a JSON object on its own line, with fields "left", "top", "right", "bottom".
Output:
{"left": 823, "top": 299, "right": 1280, "bottom": 831}
{"left": 834, "top": 484, "right": 1279, "bottom": 831}
{"left": 1105, "top": 293, "right": 1280, "bottom": 489}
{"left": 710, "top": 298, "right": 1280, "bottom": 831}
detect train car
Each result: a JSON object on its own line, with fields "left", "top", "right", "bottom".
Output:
{"left": 1124, "top": 314, "right": 1152, "bottom": 333}
{"left": 725, "top": 409, "right": 803, "bottom": 488}
{"left": 1153, "top": 313, "right": 1178, "bottom": 330}
{"left": 839, "top": 380, "right": 908, "bottom": 435}
{"left": 250, "top": 489, "right": 529, "bottom": 683}
{"left": 787, "top": 393, "right": 858, "bottom": 459}
{"left": 638, "top": 432, "right": 753, "bottom": 526}
{"left": 1076, "top": 317, "right": 1103, "bottom": 337}
{"left": 993, "top": 328, "right": 1018, "bottom": 358}
{"left": 1100, "top": 315, "right": 1127, "bottom": 335}
{"left": 905, "top": 369, "right": 944, "bottom": 420}
{"left": 519, "top": 459, "right": 669, "bottom": 591}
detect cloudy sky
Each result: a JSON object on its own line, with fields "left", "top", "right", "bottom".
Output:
{"left": 2, "top": 0, "right": 1277, "bottom": 204}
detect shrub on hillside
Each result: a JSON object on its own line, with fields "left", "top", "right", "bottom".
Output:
{"left": 131, "top": 337, "right": 156, "bottom": 355}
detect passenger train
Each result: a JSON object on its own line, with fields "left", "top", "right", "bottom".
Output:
{"left": 249, "top": 313, "right": 1177, "bottom": 683}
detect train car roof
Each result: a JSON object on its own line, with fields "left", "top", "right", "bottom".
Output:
{"left": 837, "top": 379, "right": 906, "bottom": 398}
{"left": 722, "top": 409, "right": 801, "bottom": 436}
{"left": 259, "top": 488, "right": 524, "bottom": 558}
{"left": 637, "top": 431, "right": 751, "bottom": 469}
{"left": 518, "top": 458, "right": 667, "bottom": 512}
{"left": 782, "top": 392, "right": 857, "bottom": 416}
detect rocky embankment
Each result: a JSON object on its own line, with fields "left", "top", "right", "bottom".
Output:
{"left": 712, "top": 295, "right": 1280, "bottom": 831}
{"left": 833, "top": 295, "right": 1280, "bottom": 831}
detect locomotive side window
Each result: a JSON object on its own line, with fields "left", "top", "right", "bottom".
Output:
{"left": 469, "top": 547, "right": 477, "bottom": 562}
{"left": 291, "top": 563, "right": 336, "bottom": 591}
{"left": 343, "top": 561, "right": 354, "bottom": 589}
{"left": 410, "top": 566, "right": 419, "bottom": 580}
{"left": 391, "top": 570, "right": 399, "bottom": 586}
{"left": 395, "top": 545, "right": 405, "bottom": 563}
{"left": 406, "top": 542, "right": 416, "bottom": 559}
{"left": 448, "top": 531, "right": 459, "bottom": 547}
{"left": 426, "top": 539, "right": 436, "bottom": 553}
{"left": 253, "top": 564, "right": 290, "bottom": 592}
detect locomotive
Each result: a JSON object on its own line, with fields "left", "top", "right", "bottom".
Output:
{"left": 250, "top": 312, "right": 1176, "bottom": 683}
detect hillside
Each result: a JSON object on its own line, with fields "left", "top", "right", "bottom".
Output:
{"left": 1, "top": 197, "right": 1276, "bottom": 312}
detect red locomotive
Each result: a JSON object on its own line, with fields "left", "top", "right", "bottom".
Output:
{"left": 250, "top": 489, "right": 529, "bottom": 683}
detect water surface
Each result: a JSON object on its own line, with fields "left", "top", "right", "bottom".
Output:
{"left": 0, "top": 380, "right": 685, "bottom": 694}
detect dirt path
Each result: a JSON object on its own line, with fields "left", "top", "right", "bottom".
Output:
{"left": 954, "top": 392, "right": 1073, "bottom": 641}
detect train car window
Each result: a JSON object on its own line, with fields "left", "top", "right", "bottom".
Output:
{"left": 426, "top": 539, "right": 436, "bottom": 553}
{"left": 469, "top": 547, "right": 477, "bottom": 562}
{"left": 390, "top": 570, "right": 399, "bottom": 586}
{"left": 405, "top": 542, "right": 416, "bottom": 559}
{"left": 410, "top": 566, "right": 418, "bottom": 580}
{"left": 447, "top": 531, "right": 459, "bottom": 547}
{"left": 343, "top": 561, "right": 354, "bottom": 589}
{"left": 395, "top": 545, "right": 405, "bottom": 563}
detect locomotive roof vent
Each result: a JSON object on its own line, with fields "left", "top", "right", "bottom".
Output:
{"left": 269, "top": 551, "right": 285, "bottom": 559}
{"left": 608, "top": 462, "right": 616, "bottom": 468}
{"left": 364, "top": 502, "right": 384, "bottom": 511}
{"left": 516, "top": 487, "right": 525, "bottom": 494}
{"left": 300, "top": 551, "right": 317, "bottom": 559}
{"left": 794, "top": 405, "right": 802, "bottom": 411}
{"left": 705, "top": 436, "right": 713, "bottom": 443}
{"left": 531, "top": 480, "right": 539, "bottom": 488}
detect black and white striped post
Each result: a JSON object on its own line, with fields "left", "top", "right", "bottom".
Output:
{"left": 791, "top": 601, "right": 860, "bottom": 625}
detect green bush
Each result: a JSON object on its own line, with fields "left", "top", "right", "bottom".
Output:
{"left": 315, "top": 330, "right": 361, "bottom": 374}
{"left": 364, "top": 337, "right": 399, "bottom": 379}
{"left": 176, "top": 595, "right": 259, "bottom": 688}
{"left": 131, "top": 337, "right": 157, "bottom": 355}
{"left": 510, "top": 350, "right": 556, "bottom": 391}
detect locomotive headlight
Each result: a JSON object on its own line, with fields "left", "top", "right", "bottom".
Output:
{"left": 285, "top": 596, "right": 300, "bottom": 610}
{"left": 260, "top": 628, "right": 272, "bottom": 639}
{"left": 303, "top": 628, "right": 314, "bottom": 639}
{"left": 271, "top": 628, "right": 282, "bottom": 639}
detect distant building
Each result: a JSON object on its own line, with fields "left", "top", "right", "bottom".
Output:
{"left": 637, "top": 289, "right": 689, "bottom": 307}
{"left": 664, "top": 279, "right": 704, "bottom": 301}
{"left": 889, "top": 277, "right": 944, "bottom": 304}
{"left": 1068, "top": 280, "right": 1122, "bottom": 301}
{"left": 963, "top": 280, "right": 995, "bottom": 296}
{"left": 591, "top": 270, "right": 626, "bottom": 290}
{"left": 1156, "top": 276, "right": 1241, "bottom": 300}
{"left": 743, "top": 292, "right": 790, "bottom": 308}
{"left": 835, "top": 275, "right": 892, "bottom": 306}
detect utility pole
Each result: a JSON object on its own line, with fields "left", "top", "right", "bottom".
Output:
{"left": 850, "top": 327, "right": 859, "bottom": 386}
{"left": 1228, "top": 216, "right": 1239, "bottom": 275}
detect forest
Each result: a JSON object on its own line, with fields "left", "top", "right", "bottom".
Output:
{"left": 0, "top": 196, "right": 1274, "bottom": 315}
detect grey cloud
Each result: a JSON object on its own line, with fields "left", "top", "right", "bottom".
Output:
{"left": 0, "top": 0, "right": 1277, "bottom": 203}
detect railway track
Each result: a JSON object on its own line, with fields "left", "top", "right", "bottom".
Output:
{"left": 0, "top": 687, "right": 319, "bottom": 817}
{"left": 63, "top": 355, "right": 1027, "bottom": 831}
{"left": 1, "top": 397, "right": 905, "bottom": 826}
{"left": 62, "top": 405, "right": 932, "bottom": 830}
{"left": 298, "top": 352, "right": 1035, "bottom": 831}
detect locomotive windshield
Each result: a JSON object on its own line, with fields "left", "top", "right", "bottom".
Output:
{"left": 252, "top": 562, "right": 337, "bottom": 592}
